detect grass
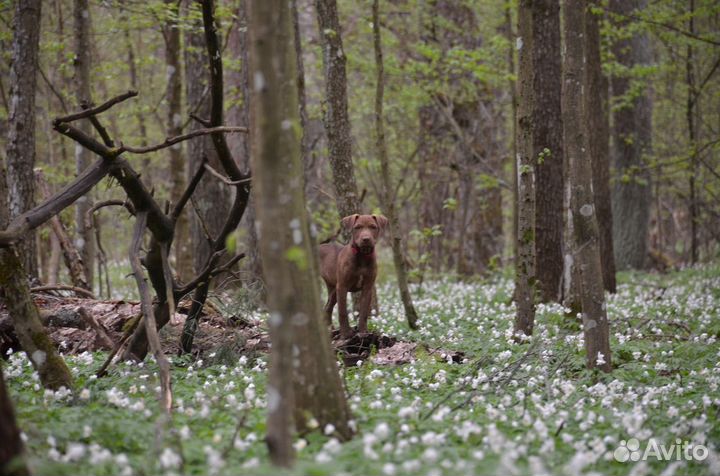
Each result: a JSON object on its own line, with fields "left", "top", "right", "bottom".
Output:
{"left": 4, "top": 264, "right": 720, "bottom": 475}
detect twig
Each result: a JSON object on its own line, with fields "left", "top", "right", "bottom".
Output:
{"left": 96, "top": 313, "right": 142, "bottom": 378}
{"left": 129, "top": 211, "right": 173, "bottom": 414}
{"left": 171, "top": 157, "right": 207, "bottom": 223}
{"left": 118, "top": 126, "right": 248, "bottom": 155}
{"left": 53, "top": 90, "right": 138, "bottom": 124}
{"left": 85, "top": 199, "right": 135, "bottom": 231}
{"left": 203, "top": 163, "right": 252, "bottom": 186}
{"left": 30, "top": 285, "right": 95, "bottom": 299}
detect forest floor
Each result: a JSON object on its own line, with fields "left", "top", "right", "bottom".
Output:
{"left": 4, "top": 264, "right": 720, "bottom": 476}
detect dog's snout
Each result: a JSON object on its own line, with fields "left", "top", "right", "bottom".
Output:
{"left": 361, "top": 236, "right": 372, "bottom": 244}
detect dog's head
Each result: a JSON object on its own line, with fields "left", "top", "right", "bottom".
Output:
{"left": 341, "top": 214, "right": 388, "bottom": 254}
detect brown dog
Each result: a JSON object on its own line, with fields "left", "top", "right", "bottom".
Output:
{"left": 319, "top": 214, "right": 388, "bottom": 338}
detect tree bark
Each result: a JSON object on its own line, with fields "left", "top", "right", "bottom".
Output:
{"left": 315, "top": 0, "right": 360, "bottom": 219}
{"left": 163, "top": 0, "right": 193, "bottom": 278}
{"left": 531, "top": 0, "right": 564, "bottom": 303}
{"left": 609, "top": 0, "right": 653, "bottom": 270}
{"left": 513, "top": 0, "right": 536, "bottom": 338}
{"left": 184, "top": 0, "right": 231, "bottom": 276}
{"left": 6, "top": 0, "right": 42, "bottom": 279}
{"left": 72, "top": 0, "right": 96, "bottom": 290}
{"left": 562, "top": 0, "right": 612, "bottom": 372}
{"left": 0, "top": 366, "right": 29, "bottom": 476}
{"left": 248, "top": 0, "right": 354, "bottom": 465}
{"left": 585, "top": 1, "right": 617, "bottom": 293}
{"left": 373, "top": 0, "right": 419, "bottom": 330}
{"left": 686, "top": 0, "right": 698, "bottom": 265}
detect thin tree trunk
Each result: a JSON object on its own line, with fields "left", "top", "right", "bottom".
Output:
{"left": 315, "top": 0, "right": 360, "bottom": 219}
{"left": 373, "top": 0, "right": 419, "bottom": 330}
{"left": 562, "top": 0, "right": 612, "bottom": 372}
{"left": 531, "top": 0, "right": 564, "bottom": 303}
{"left": 686, "top": 0, "right": 698, "bottom": 265}
{"left": 585, "top": 1, "right": 617, "bottom": 293}
{"left": 184, "top": 0, "right": 230, "bottom": 276}
{"left": 6, "top": 0, "right": 42, "bottom": 279}
{"left": 72, "top": 0, "right": 96, "bottom": 290}
{"left": 505, "top": 0, "right": 518, "bottom": 267}
{"left": 163, "top": 0, "right": 193, "bottom": 278}
{"left": 0, "top": 366, "right": 29, "bottom": 476}
{"left": 513, "top": 0, "right": 536, "bottom": 338}
{"left": 249, "top": 0, "right": 354, "bottom": 464}
{"left": 609, "top": 0, "right": 652, "bottom": 270}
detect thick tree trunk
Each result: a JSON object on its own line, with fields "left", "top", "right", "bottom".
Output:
{"left": 585, "top": 1, "right": 617, "bottom": 293}
{"left": 609, "top": 0, "right": 653, "bottom": 270}
{"left": 248, "top": 0, "right": 354, "bottom": 465}
{"left": 163, "top": 0, "right": 193, "bottom": 278}
{"left": 0, "top": 366, "right": 29, "bottom": 476}
{"left": 531, "top": 0, "right": 564, "bottom": 303}
{"left": 6, "top": 0, "right": 42, "bottom": 279}
{"left": 72, "top": 0, "right": 96, "bottom": 290}
{"left": 513, "top": 0, "right": 536, "bottom": 338}
{"left": 315, "top": 0, "right": 360, "bottom": 219}
{"left": 373, "top": 0, "right": 419, "bottom": 330}
{"left": 184, "top": 0, "right": 231, "bottom": 276}
{"left": 562, "top": 0, "right": 612, "bottom": 372}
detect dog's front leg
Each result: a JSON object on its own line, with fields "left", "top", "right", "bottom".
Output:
{"left": 357, "top": 282, "right": 374, "bottom": 333}
{"left": 336, "top": 286, "right": 353, "bottom": 338}
{"left": 324, "top": 288, "right": 337, "bottom": 326}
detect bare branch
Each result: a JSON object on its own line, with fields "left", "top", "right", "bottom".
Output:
{"left": 53, "top": 90, "right": 138, "bottom": 124}
{"left": 118, "top": 126, "right": 248, "bottom": 155}
{"left": 170, "top": 157, "right": 207, "bottom": 223}
{"left": 30, "top": 285, "right": 95, "bottom": 299}
{"left": 203, "top": 163, "right": 252, "bottom": 186}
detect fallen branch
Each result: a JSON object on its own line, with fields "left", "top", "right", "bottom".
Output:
{"left": 30, "top": 285, "right": 95, "bottom": 299}
{"left": 77, "top": 307, "right": 114, "bottom": 349}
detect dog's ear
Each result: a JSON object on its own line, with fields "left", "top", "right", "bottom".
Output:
{"left": 373, "top": 215, "right": 389, "bottom": 234}
{"left": 341, "top": 214, "right": 359, "bottom": 231}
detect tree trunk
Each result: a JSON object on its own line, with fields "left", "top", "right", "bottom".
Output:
{"left": 513, "top": 0, "right": 536, "bottom": 338}
{"left": 315, "top": 0, "right": 360, "bottom": 219}
{"left": 6, "top": 0, "right": 42, "bottom": 279}
{"left": 373, "top": 0, "right": 419, "bottom": 330}
{"left": 686, "top": 0, "right": 698, "bottom": 265}
{"left": 585, "top": 1, "right": 617, "bottom": 293}
{"left": 0, "top": 366, "right": 29, "bottom": 476}
{"left": 248, "top": 0, "right": 354, "bottom": 465}
{"left": 609, "top": 0, "right": 652, "bottom": 270}
{"left": 163, "top": 0, "right": 193, "bottom": 278}
{"left": 562, "top": 0, "right": 612, "bottom": 372}
{"left": 72, "top": 0, "right": 96, "bottom": 290}
{"left": 531, "top": 0, "right": 564, "bottom": 303}
{"left": 184, "top": 0, "right": 231, "bottom": 276}
{"left": 504, "top": 0, "right": 518, "bottom": 267}
{"left": 232, "top": 0, "right": 264, "bottom": 297}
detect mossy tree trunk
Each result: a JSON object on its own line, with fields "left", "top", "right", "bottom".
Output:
{"left": 248, "top": 0, "right": 354, "bottom": 466}
{"left": 0, "top": 366, "right": 29, "bottom": 476}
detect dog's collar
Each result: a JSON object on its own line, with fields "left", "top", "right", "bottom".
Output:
{"left": 351, "top": 243, "right": 375, "bottom": 258}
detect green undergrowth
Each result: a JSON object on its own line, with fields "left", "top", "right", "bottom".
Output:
{"left": 4, "top": 264, "right": 720, "bottom": 475}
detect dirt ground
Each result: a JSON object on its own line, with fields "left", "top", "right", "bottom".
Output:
{"left": 0, "top": 291, "right": 463, "bottom": 367}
